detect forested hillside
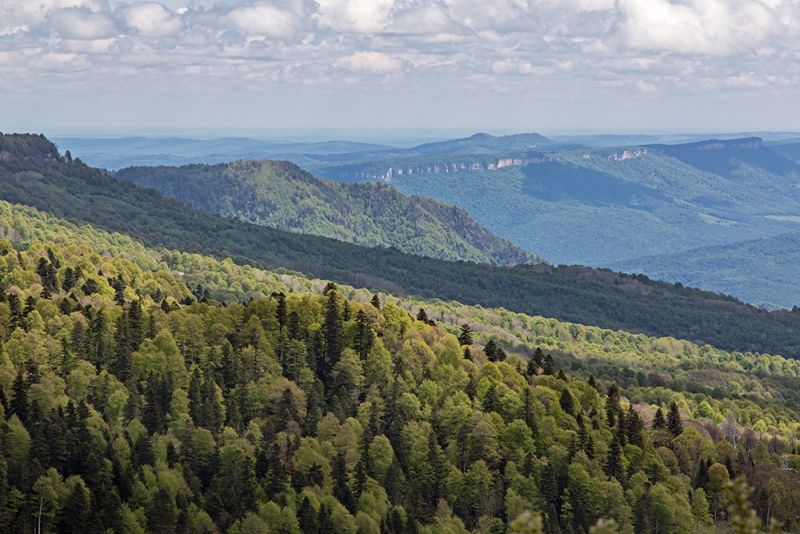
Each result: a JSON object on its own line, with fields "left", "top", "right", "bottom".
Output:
{"left": 306, "top": 138, "right": 800, "bottom": 273}
{"left": 6, "top": 133, "right": 800, "bottom": 358}
{"left": 1, "top": 229, "right": 800, "bottom": 532}
{"left": 115, "top": 161, "right": 542, "bottom": 266}
{"left": 611, "top": 229, "right": 800, "bottom": 308}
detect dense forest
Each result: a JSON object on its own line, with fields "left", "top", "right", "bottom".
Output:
{"left": 0, "top": 236, "right": 799, "bottom": 533}
{"left": 5, "top": 134, "right": 800, "bottom": 359}
{"left": 115, "top": 160, "right": 542, "bottom": 266}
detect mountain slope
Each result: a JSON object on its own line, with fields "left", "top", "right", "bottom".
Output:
{"left": 306, "top": 137, "right": 800, "bottom": 273}
{"left": 115, "top": 160, "right": 542, "bottom": 266}
{"left": 610, "top": 229, "right": 800, "bottom": 308}
{"left": 7, "top": 133, "right": 800, "bottom": 356}
{"left": 3, "top": 232, "right": 800, "bottom": 532}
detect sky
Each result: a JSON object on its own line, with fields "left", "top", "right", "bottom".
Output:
{"left": 2, "top": 0, "right": 800, "bottom": 137}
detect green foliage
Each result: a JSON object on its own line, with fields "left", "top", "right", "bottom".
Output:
{"left": 117, "top": 160, "right": 542, "bottom": 266}
{"left": 0, "top": 236, "right": 796, "bottom": 533}
{"left": 8, "top": 133, "right": 800, "bottom": 358}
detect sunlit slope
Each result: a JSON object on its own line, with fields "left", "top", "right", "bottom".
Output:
{"left": 5, "top": 133, "right": 800, "bottom": 356}
{"left": 116, "top": 160, "right": 543, "bottom": 266}
{"left": 308, "top": 138, "right": 800, "bottom": 268}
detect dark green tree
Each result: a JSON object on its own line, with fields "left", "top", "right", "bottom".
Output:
{"left": 652, "top": 407, "right": 667, "bottom": 431}
{"left": 667, "top": 402, "right": 683, "bottom": 437}
{"left": 559, "top": 388, "right": 574, "bottom": 416}
{"left": 147, "top": 487, "right": 177, "bottom": 534}
{"left": 458, "top": 324, "right": 473, "bottom": 346}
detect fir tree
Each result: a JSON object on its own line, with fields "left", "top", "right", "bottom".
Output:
{"left": 533, "top": 347, "right": 545, "bottom": 368}
{"left": 147, "top": 487, "right": 177, "bottom": 534}
{"left": 354, "top": 309, "right": 373, "bottom": 360}
{"left": 484, "top": 339, "right": 497, "bottom": 361}
{"left": 652, "top": 407, "right": 667, "bottom": 431}
{"left": 543, "top": 354, "right": 555, "bottom": 375}
{"left": 458, "top": 324, "right": 473, "bottom": 346}
{"left": 626, "top": 405, "right": 645, "bottom": 447}
{"left": 604, "top": 432, "right": 625, "bottom": 483}
{"left": 370, "top": 294, "right": 381, "bottom": 310}
{"left": 323, "top": 290, "right": 343, "bottom": 379}
{"left": 9, "top": 370, "right": 28, "bottom": 423}
{"left": 667, "top": 401, "right": 683, "bottom": 437}
{"left": 274, "top": 292, "right": 287, "bottom": 330}
{"left": 605, "top": 382, "right": 621, "bottom": 427}
{"left": 695, "top": 458, "right": 709, "bottom": 489}
{"left": 559, "top": 388, "right": 574, "bottom": 416}
{"left": 416, "top": 308, "right": 428, "bottom": 323}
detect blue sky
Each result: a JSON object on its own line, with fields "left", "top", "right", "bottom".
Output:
{"left": 2, "top": 0, "right": 800, "bottom": 136}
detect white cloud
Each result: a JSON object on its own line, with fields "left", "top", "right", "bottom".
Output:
{"left": 2, "top": 0, "right": 800, "bottom": 130}
{"left": 315, "top": 0, "right": 393, "bottom": 33}
{"left": 334, "top": 51, "right": 403, "bottom": 72}
{"left": 48, "top": 7, "right": 118, "bottom": 40}
{"left": 121, "top": 3, "right": 182, "bottom": 37}
{"left": 226, "top": 3, "right": 303, "bottom": 38}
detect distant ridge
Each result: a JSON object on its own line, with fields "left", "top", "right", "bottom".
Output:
{"left": 116, "top": 159, "right": 544, "bottom": 266}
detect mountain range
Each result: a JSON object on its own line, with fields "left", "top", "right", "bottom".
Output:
{"left": 115, "top": 160, "right": 542, "bottom": 266}
{"left": 2, "top": 131, "right": 800, "bottom": 533}
{"left": 5, "top": 133, "right": 800, "bottom": 357}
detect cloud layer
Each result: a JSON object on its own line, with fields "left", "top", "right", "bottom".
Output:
{"left": 1, "top": 0, "right": 799, "bottom": 129}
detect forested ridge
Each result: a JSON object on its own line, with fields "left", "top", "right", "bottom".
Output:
{"left": 114, "top": 160, "right": 542, "bottom": 266}
{"left": 5, "top": 133, "right": 800, "bottom": 358}
{"left": 0, "top": 235, "right": 799, "bottom": 533}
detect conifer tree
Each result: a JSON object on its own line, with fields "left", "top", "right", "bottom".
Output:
{"left": 605, "top": 382, "right": 621, "bottom": 427}
{"left": 188, "top": 368, "right": 203, "bottom": 424}
{"left": 526, "top": 357, "right": 538, "bottom": 377}
{"left": 484, "top": 339, "right": 497, "bottom": 361}
{"left": 9, "top": 370, "right": 28, "bottom": 423}
{"left": 354, "top": 309, "right": 373, "bottom": 360}
{"left": 652, "top": 407, "right": 667, "bottom": 431}
{"left": 626, "top": 405, "right": 644, "bottom": 447}
{"left": 416, "top": 308, "right": 428, "bottom": 323}
{"left": 458, "top": 324, "right": 473, "bottom": 346}
{"left": 667, "top": 401, "right": 683, "bottom": 437}
{"left": 695, "top": 458, "right": 709, "bottom": 489}
{"left": 533, "top": 347, "right": 545, "bottom": 368}
{"left": 370, "top": 294, "right": 381, "bottom": 310}
{"left": 559, "top": 388, "right": 574, "bottom": 416}
{"left": 147, "top": 487, "right": 177, "bottom": 534}
{"left": 274, "top": 292, "right": 287, "bottom": 330}
{"left": 332, "top": 453, "right": 355, "bottom": 513}
{"left": 604, "top": 432, "right": 625, "bottom": 483}
{"left": 543, "top": 355, "right": 555, "bottom": 375}
{"left": 323, "top": 290, "right": 343, "bottom": 378}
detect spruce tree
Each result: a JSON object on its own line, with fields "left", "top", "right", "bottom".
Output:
{"left": 533, "top": 347, "right": 545, "bottom": 367}
{"left": 9, "top": 370, "right": 28, "bottom": 423}
{"left": 323, "top": 290, "right": 343, "bottom": 378}
{"left": 274, "top": 292, "right": 287, "bottom": 330}
{"left": 147, "top": 487, "right": 177, "bottom": 534}
{"left": 652, "top": 407, "right": 667, "bottom": 431}
{"left": 604, "top": 432, "right": 625, "bottom": 483}
{"left": 354, "top": 309, "right": 373, "bottom": 360}
{"left": 559, "top": 388, "right": 574, "bottom": 416}
{"left": 332, "top": 453, "right": 355, "bottom": 513}
{"left": 370, "top": 294, "right": 381, "bottom": 310}
{"left": 694, "top": 458, "right": 709, "bottom": 489}
{"left": 458, "top": 324, "right": 473, "bottom": 346}
{"left": 188, "top": 368, "right": 203, "bottom": 424}
{"left": 605, "top": 382, "right": 621, "bottom": 427}
{"left": 543, "top": 355, "right": 555, "bottom": 375}
{"left": 416, "top": 308, "right": 428, "bottom": 323}
{"left": 484, "top": 340, "right": 497, "bottom": 361}
{"left": 626, "top": 405, "right": 645, "bottom": 447}
{"left": 667, "top": 401, "right": 683, "bottom": 437}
